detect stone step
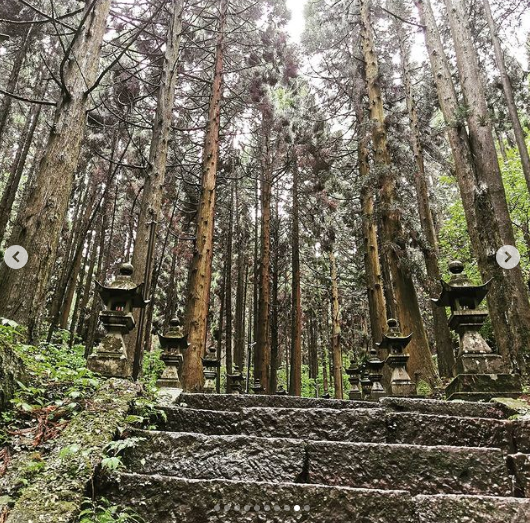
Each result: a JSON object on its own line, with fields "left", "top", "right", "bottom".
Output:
{"left": 177, "top": 393, "right": 513, "bottom": 419}
{"left": 177, "top": 392, "right": 377, "bottom": 411}
{"left": 123, "top": 431, "right": 513, "bottom": 496}
{"left": 380, "top": 397, "right": 513, "bottom": 419}
{"left": 97, "top": 474, "right": 530, "bottom": 523}
{"left": 161, "top": 406, "right": 515, "bottom": 450}
{"left": 161, "top": 407, "right": 387, "bottom": 443}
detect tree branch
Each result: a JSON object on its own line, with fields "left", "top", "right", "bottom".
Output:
{"left": 0, "top": 88, "right": 56, "bottom": 106}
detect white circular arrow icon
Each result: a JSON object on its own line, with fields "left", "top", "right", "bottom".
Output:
{"left": 4, "top": 245, "right": 28, "bottom": 270}
{"left": 496, "top": 245, "right": 520, "bottom": 270}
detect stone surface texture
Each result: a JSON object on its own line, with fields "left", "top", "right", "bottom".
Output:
{"left": 96, "top": 393, "right": 530, "bottom": 522}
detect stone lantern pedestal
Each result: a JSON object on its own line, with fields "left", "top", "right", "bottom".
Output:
{"left": 346, "top": 360, "right": 362, "bottom": 400}
{"left": 433, "top": 261, "right": 522, "bottom": 401}
{"left": 378, "top": 319, "right": 416, "bottom": 397}
{"left": 157, "top": 317, "right": 189, "bottom": 389}
{"left": 88, "top": 263, "right": 145, "bottom": 378}
{"left": 359, "top": 363, "right": 372, "bottom": 400}
{"left": 227, "top": 365, "right": 245, "bottom": 394}
{"left": 251, "top": 378, "right": 265, "bottom": 395}
{"left": 366, "top": 348, "right": 387, "bottom": 401}
{"left": 202, "top": 346, "right": 220, "bottom": 394}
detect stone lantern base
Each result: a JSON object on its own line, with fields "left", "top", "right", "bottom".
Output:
{"left": 87, "top": 336, "right": 131, "bottom": 378}
{"left": 446, "top": 373, "right": 523, "bottom": 401}
{"left": 348, "top": 388, "right": 363, "bottom": 401}
{"left": 456, "top": 353, "right": 507, "bottom": 375}
{"left": 157, "top": 355, "right": 182, "bottom": 389}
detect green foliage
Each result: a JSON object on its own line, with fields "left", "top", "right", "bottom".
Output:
{"left": 416, "top": 380, "right": 433, "bottom": 397}
{"left": 104, "top": 436, "right": 146, "bottom": 457}
{"left": 141, "top": 348, "right": 165, "bottom": 389}
{"left": 100, "top": 456, "right": 125, "bottom": 472}
{"left": 128, "top": 396, "right": 167, "bottom": 430}
{"left": 0, "top": 324, "right": 100, "bottom": 448}
{"left": 78, "top": 498, "right": 145, "bottom": 523}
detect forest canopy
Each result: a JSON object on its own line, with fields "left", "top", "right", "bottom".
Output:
{"left": 0, "top": 0, "right": 529, "bottom": 397}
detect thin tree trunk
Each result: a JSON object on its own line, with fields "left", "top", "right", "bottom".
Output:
{"left": 0, "top": 0, "right": 112, "bottom": 338}
{"left": 289, "top": 154, "right": 302, "bottom": 396}
{"left": 360, "top": 0, "right": 437, "bottom": 384}
{"left": 483, "top": 0, "right": 530, "bottom": 192}
{"left": 270, "top": 189, "right": 280, "bottom": 393}
{"left": 329, "top": 249, "right": 343, "bottom": 399}
{"left": 131, "top": 0, "right": 184, "bottom": 373}
{"left": 354, "top": 73, "right": 387, "bottom": 346}
{"left": 0, "top": 94, "right": 44, "bottom": 241}
{"left": 396, "top": 16, "right": 455, "bottom": 378}
{"left": 182, "top": 0, "right": 228, "bottom": 391}
{"left": 234, "top": 178, "right": 246, "bottom": 368}
{"left": 225, "top": 182, "right": 234, "bottom": 375}
{"left": 0, "top": 21, "right": 35, "bottom": 147}
{"left": 255, "top": 118, "right": 273, "bottom": 394}
{"left": 216, "top": 258, "right": 227, "bottom": 394}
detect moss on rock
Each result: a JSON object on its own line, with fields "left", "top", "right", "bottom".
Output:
{"left": 5, "top": 379, "right": 139, "bottom": 523}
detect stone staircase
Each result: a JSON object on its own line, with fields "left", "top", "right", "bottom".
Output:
{"left": 96, "top": 394, "right": 530, "bottom": 522}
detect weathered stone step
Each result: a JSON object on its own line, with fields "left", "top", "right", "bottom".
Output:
{"left": 380, "top": 397, "right": 513, "bottom": 419}
{"left": 97, "top": 474, "right": 530, "bottom": 523}
{"left": 161, "top": 406, "right": 514, "bottom": 450}
{"left": 177, "top": 392, "right": 377, "bottom": 411}
{"left": 177, "top": 393, "right": 513, "bottom": 419}
{"left": 123, "top": 431, "right": 513, "bottom": 496}
{"left": 162, "top": 407, "right": 387, "bottom": 443}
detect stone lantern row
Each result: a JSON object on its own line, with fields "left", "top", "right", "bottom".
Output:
{"left": 88, "top": 261, "right": 523, "bottom": 401}
{"left": 346, "top": 317, "right": 416, "bottom": 401}
{"left": 347, "top": 260, "right": 522, "bottom": 401}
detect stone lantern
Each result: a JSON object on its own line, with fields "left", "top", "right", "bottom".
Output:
{"left": 366, "top": 347, "right": 387, "bottom": 400}
{"left": 359, "top": 363, "right": 372, "bottom": 400}
{"left": 345, "top": 359, "right": 362, "bottom": 400}
{"left": 251, "top": 378, "right": 265, "bottom": 395}
{"left": 432, "top": 261, "right": 522, "bottom": 400}
{"left": 157, "top": 317, "right": 189, "bottom": 389}
{"left": 88, "top": 263, "right": 145, "bottom": 378}
{"left": 276, "top": 385, "right": 288, "bottom": 396}
{"left": 202, "top": 346, "right": 220, "bottom": 394}
{"left": 226, "top": 365, "right": 245, "bottom": 394}
{"left": 378, "top": 319, "right": 416, "bottom": 397}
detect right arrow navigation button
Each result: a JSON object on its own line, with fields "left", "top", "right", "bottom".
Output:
{"left": 496, "top": 245, "right": 520, "bottom": 270}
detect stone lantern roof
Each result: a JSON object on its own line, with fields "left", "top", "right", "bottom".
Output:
{"left": 158, "top": 316, "right": 189, "bottom": 352}
{"left": 431, "top": 261, "right": 491, "bottom": 311}
{"left": 377, "top": 318, "right": 413, "bottom": 352}
{"left": 96, "top": 263, "right": 146, "bottom": 308}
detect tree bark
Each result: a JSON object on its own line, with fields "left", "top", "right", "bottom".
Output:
{"left": 0, "top": 91, "right": 44, "bottom": 242}
{"left": 182, "top": 0, "right": 228, "bottom": 391}
{"left": 270, "top": 186, "right": 280, "bottom": 393}
{"left": 482, "top": 0, "right": 530, "bottom": 193}
{"left": 255, "top": 117, "right": 273, "bottom": 394}
{"left": 417, "top": 0, "right": 530, "bottom": 371}
{"left": 289, "top": 153, "right": 302, "bottom": 396}
{"left": 0, "top": 0, "right": 112, "bottom": 337}
{"left": 225, "top": 182, "right": 234, "bottom": 375}
{"left": 234, "top": 178, "right": 246, "bottom": 368}
{"left": 131, "top": 0, "right": 183, "bottom": 373}
{"left": 360, "top": 0, "right": 437, "bottom": 384}
{"left": 354, "top": 73, "right": 387, "bottom": 346}
{"left": 396, "top": 16, "right": 455, "bottom": 378}
{"left": 329, "top": 249, "right": 343, "bottom": 399}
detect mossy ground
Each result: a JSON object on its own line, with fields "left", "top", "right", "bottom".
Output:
{"left": 0, "top": 326, "right": 146, "bottom": 522}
